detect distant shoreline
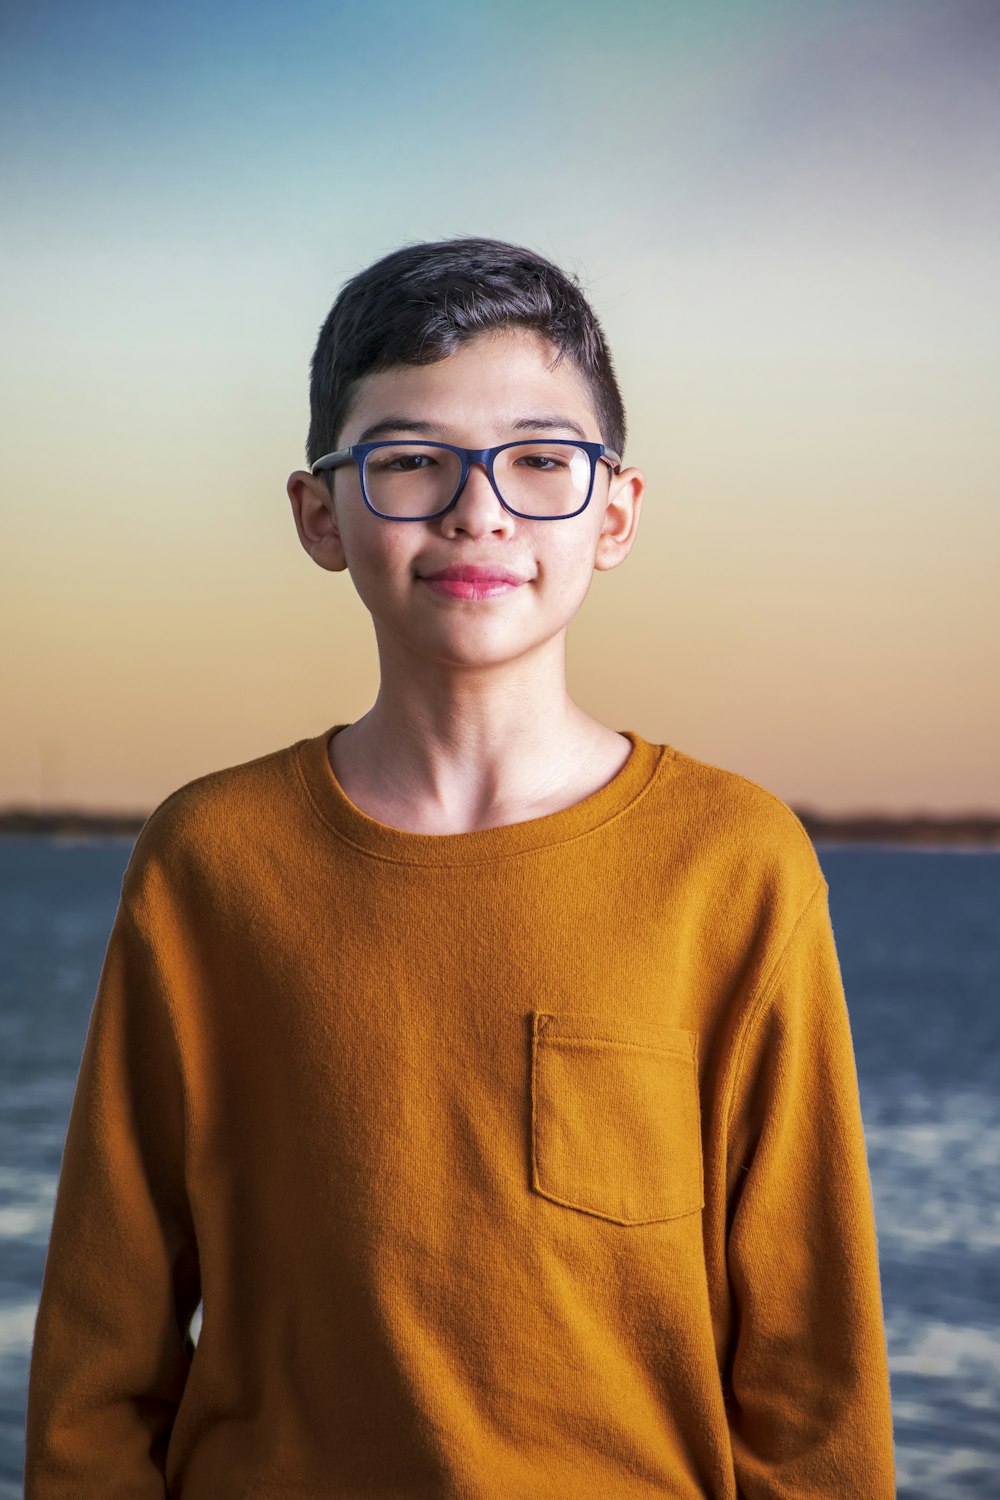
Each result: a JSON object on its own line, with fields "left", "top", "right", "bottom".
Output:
{"left": 1, "top": 806, "right": 998, "bottom": 848}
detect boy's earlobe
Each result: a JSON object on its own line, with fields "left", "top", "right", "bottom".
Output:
{"left": 286, "top": 470, "right": 349, "bottom": 573}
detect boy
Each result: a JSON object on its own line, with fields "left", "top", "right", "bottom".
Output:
{"left": 25, "top": 236, "right": 895, "bottom": 1497}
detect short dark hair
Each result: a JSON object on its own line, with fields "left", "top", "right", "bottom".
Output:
{"left": 306, "top": 236, "right": 627, "bottom": 471}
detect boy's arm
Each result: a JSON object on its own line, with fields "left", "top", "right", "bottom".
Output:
{"left": 723, "top": 877, "right": 895, "bottom": 1498}
{"left": 25, "top": 894, "right": 200, "bottom": 1499}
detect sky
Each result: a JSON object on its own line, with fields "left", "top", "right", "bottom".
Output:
{"left": 2, "top": 0, "right": 998, "bottom": 814}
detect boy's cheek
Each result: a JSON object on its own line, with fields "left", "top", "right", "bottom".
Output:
{"left": 344, "top": 546, "right": 422, "bottom": 612}
{"left": 338, "top": 528, "right": 404, "bottom": 581}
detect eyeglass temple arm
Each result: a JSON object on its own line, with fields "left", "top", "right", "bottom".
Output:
{"left": 310, "top": 448, "right": 353, "bottom": 475}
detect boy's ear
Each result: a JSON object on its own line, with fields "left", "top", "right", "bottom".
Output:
{"left": 286, "top": 470, "right": 349, "bottom": 573}
{"left": 593, "top": 466, "right": 645, "bottom": 573}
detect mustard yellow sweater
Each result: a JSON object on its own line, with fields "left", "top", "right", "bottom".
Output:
{"left": 25, "top": 726, "right": 895, "bottom": 1498}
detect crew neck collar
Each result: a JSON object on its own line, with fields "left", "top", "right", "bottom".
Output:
{"left": 294, "top": 724, "right": 668, "bottom": 865}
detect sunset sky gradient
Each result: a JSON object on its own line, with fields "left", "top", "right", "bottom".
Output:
{"left": 2, "top": 0, "right": 997, "bottom": 813}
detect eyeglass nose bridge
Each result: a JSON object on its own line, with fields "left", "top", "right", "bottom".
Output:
{"left": 443, "top": 446, "right": 512, "bottom": 516}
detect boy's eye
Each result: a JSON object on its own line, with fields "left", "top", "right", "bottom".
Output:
{"left": 368, "top": 450, "right": 439, "bottom": 473}
{"left": 390, "top": 455, "right": 434, "bottom": 471}
{"left": 515, "top": 452, "right": 569, "bottom": 471}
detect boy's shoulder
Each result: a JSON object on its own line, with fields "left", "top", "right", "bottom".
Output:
{"left": 647, "top": 738, "right": 826, "bottom": 902}
{"left": 120, "top": 733, "right": 310, "bottom": 901}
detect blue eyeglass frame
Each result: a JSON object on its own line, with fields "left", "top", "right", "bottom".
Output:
{"left": 309, "top": 439, "right": 623, "bottom": 521}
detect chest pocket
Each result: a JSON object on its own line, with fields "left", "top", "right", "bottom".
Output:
{"left": 530, "top": 1011, "right": 704, "bottom": 1226}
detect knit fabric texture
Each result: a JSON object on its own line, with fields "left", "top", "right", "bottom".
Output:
{"left": 25, "top": 725, "right": 896, "bottom": 1498}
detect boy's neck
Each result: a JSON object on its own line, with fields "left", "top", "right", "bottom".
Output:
{"left": 327, "top": 675, "right": 632, "bottom": 837}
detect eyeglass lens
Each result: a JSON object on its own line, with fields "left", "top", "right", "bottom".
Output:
{"left": 362, "top": 443, "right": 593, "bottom": 518}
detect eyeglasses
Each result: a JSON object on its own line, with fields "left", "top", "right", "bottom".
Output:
{"left": 310, "top": 439, "right": 622, "bottom": 521}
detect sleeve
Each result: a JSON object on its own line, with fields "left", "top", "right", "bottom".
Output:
{"left": 24, "top": 893, "right": 201, "bottom": 1499}
{"left": 723, "top": 877, "right": 896, "bottom": 1498}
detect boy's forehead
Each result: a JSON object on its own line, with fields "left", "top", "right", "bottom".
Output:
{"left": 342, "top": 329, "right": 600, "bottom": 440}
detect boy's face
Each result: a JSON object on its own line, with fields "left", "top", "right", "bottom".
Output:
{"left": 287, "top": 328, "right": 644, "bottom": 675}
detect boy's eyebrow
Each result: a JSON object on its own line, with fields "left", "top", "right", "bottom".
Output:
{"left": 355, "top": 414, "right": 590, "bottom": 444}
{"left": 355, "top": 418, "right": 440, "bottom": 442}
{"left": 508, "top": 415, "right": 589, "bottom": 440}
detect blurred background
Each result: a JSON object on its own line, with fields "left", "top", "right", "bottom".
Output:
{"left": 3, "top": 0, "right": 998, "bottom": 815}
{"left": 1, "top": 1, "right": 998, "bottom": 1496}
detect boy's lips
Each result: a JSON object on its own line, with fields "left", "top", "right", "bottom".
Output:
{"left": 419, "top": 564, "right": 529, "bottom": 584}
{"left": 417, "top": 563, "right": 531, "bottom": 601}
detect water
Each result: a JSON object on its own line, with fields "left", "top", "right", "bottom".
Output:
{"left": 2, "top": 838, "right": 998, "bottom": 1498}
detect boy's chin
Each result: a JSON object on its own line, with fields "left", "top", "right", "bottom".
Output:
{"left": 386, "top": 620, "right": 565, "bottom": 669}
